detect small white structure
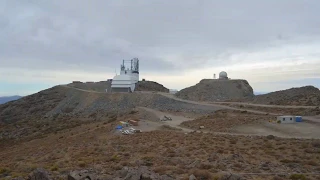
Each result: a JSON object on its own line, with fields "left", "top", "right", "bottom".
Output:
{"left": 219, "top": 71, "right": 228, "bottom": 80}
{"left": 110, "top": 58, "right": 139, "bottom": 92}
{"left": 276, "top": 115, "right": 296, "bottom": 124}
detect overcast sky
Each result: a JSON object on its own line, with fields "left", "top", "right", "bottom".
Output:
{"left": 1, "top": 0, "right": 320, "bottom": 96}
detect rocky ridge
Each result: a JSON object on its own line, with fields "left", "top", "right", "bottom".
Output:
{"left": 176, "top": 79, "right": 254, "bottom": 102}
{"left": 67, "top": 80, "right": 169, "bottom": 93}
{"left": 135, "top": 80, "right": 169, "bottom": 92}
{"left": 240, "top": 86, "right": 320, "bottom": 106}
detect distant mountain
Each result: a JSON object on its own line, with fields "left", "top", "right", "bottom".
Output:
{"left": 254, "top": 92, "right": 268, "bottom": 95}
{"left": 0, "top": 96, "right": 22, "bottom": 104}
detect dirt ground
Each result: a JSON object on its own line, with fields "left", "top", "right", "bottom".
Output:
{"left": 179, "top": 109, "right": 320, "bottom": 139}
{"left": 231, "top": 122, "right": 320, "bottom": 139}
{"left": 1, "top": 121, "right": 320, "bottom": 180}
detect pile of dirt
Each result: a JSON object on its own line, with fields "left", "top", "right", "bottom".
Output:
{"left": 250, "top": 86, "right": 320, "bottom": 106}
{"left": 135, "top": 80, "right": 169, "bottom": 92}
{"left": 176, "top": 79, "right": 254, "bottom": 102}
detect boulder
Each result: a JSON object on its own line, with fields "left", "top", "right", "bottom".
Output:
{"left": 114, "top": 166, "right": 174, "bottom": 180}
{"left": 68, "top": 170, "right": 96, "bottom": 180}
{"left": 189, "top": 174, "right": 197, "bottom": 180}
{"left": 27, "top": 168, "right": 51, "bottom": 180}
{"left": 217, "top": 172, "right": 244, "bottom": 180}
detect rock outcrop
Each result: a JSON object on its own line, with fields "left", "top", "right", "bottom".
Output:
{"left": 135, "top": 80, "right": 169, "bottom": 92}
{"left": 68, "top": 170, "right": 96, "bottom": 180}
{"left": 176, "top": 79, "right": 254, "bottom": 102}
{"left": 27, "top": 168, "right": 51, "bottom": 180}
{"left": 113, "top": 166, "right": 174, "bottom": 180}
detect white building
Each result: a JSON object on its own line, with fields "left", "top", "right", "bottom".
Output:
{"left": 276, "top": 115, "right": 296, "bottom": 123}
{"left": 110, "top": 58, "right": 140, "bottom": 92}
{"left": 219, "top": 71, "right": 228, "bottom": 80}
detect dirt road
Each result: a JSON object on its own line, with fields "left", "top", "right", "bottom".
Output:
{"left": 232, "top": 122, "right": 320, "bottom": 139}
{"left": 210, "top": 101, "right": 317, "bottom": 109}
{"left": 157, "top": 92, "right": 320, "bottom": 124}
{"left": 137, "top": 107, "right": 194, "bottom": 132}
{"left": 138, "top": 107, "right": 320, "bottom": 139}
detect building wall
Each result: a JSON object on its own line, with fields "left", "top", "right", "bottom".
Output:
{"left": 111, "top": 73, "right": 139, "bottom": 92}
{"left": 111, "top": 87, "right": 131, "bottom": 92}
{"left": 277, "top": 116, "right": 295, "bottom": 123}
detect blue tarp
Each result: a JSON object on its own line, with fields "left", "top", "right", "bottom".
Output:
{"left": 116, "top": 125, "right": 123, "bottom": 129}
{"left": 295, "top": 116, "right": 302, "bottom": 122}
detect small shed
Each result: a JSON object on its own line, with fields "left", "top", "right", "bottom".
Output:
{"left": 277, "top": 116, "right": 296, "bottom": 123}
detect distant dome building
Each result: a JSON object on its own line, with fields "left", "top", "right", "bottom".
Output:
{"left": 219, "top": 71, "right": 228, "bottom": 80}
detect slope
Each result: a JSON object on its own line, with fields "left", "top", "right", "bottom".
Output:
{"left": 135, "top": 80, "right": 169, "bottom": 92}
{"left": 0, "top": 85, "right": 220, "bottom": 141}
{"left": 251, "top": 86, "right": 320, "bottom": 106}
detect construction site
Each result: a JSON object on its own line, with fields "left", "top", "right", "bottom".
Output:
{"left": 0, "top": 58, "right": 320, "bottom": 180}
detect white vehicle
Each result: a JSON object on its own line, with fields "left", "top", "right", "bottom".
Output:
{"left": 160, "top": 115, "right": 172, "bottom": 121}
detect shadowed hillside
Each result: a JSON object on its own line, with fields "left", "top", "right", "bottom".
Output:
{"left": 242, "top": 86, "right": 320, "bottom": 106}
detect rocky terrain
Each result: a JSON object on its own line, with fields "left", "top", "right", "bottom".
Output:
{"left": 1, "top": 125, "right": 319, "bottom": 180}
{"left": 176, "top": 79, "right": 254, "bottom": 102}
{"left": 225, "top": 103, "right": 320, "bottom": 116}
{"left": 135, "top": 80, "right": 169, "bottom": 92}
{"left": 0, "top": 85, "right": 219, "bottom": 141}
{"left": 238, "top": 86, "right": 320, "bottom": 106}
{"left": 1, "top": 82, "right": 320, "bottom": 180}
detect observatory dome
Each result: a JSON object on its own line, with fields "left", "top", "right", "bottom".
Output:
{"left": 219, "top": 71, "right": 228, "bottom": 79}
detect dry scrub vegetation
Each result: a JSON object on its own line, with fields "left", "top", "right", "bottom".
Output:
{"left": 181, "top": 110, "right": 275, "bottom": 132}
{"left": 1, "top": 121, "right": 320, "bottom": 180}
{"left": 225, "top": 104, "right": 320, "bottom": 116}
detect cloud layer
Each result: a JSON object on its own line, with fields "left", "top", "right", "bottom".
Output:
{"left": 1, "top": 0, "right": 320, "bottom": 95}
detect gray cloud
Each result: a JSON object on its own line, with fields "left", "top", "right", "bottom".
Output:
{"left": 1, "top": 0, "right": 320, "bottom": 75}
